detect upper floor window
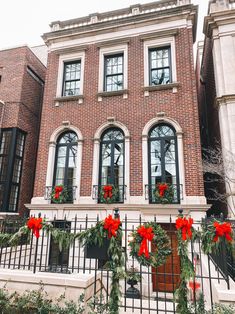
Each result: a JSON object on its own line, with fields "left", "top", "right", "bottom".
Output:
{"left": 56, "top": 51, "right": 85, "bottom": 99}
{"left": 104, "top": 54, "right": 124, "bottom": 92}
{"left": 143, "top": 37, "right": 176, "bottom": 88}
{"left": 98, "top": 44, "right": 128, "bottom": 93}
{"left": 149, "top": 47, "right": 171, "bottom": 86}
{"left": 62, "top": 61, "right": 81, "bottom": 96}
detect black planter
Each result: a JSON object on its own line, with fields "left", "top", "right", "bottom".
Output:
{"left": 126, "top": 278, "right": 141, "bottom": 299}
{"left": 85, "top": 238, "right": 110, "bottom": 260}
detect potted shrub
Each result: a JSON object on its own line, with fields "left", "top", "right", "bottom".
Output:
{"left": 126, "top": 267, "right": 141, "bottom": 299}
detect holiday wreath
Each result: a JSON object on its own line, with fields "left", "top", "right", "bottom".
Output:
{"left": 51, "top": 185, "right": 68, "bottom": 204}
{"left": 129, "top": 222, "right": 171, "bottom": 268}
{"left": 154, "top": 183, "right": 174, "bottom": 204}
{"left": 100, "top": 185, "right": 118, "bottom": 204}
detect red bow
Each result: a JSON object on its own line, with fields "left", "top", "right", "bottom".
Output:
{"left": 213, "top": 222, "right": 232, "bottom": 242}
{"left": 137, "top": 226, "right": 154, "bottom": 259}
{"left": 189, "top": 281, "right": 201, "bottom": 291}
{"left": 176, "top": 217, "right": 194, "bottom": 241}
{"left": 103, "top": 185, "right": 113, "bottom": 199}
{"left": 54, "top": 186, "right": 63, "bottom": 199}
{"left": 103, "top": 215, "right": 121, "bottom": 238}
{"left": 27, "top": 217, "right": 43, "bottom": 238}
{"left": 158, "top": 183, "right": 168, "bottom": 197}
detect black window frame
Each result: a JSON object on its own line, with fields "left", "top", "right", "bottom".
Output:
{"left": 148, "top": 124, "right": 180, "bottom": 203}
{"left": 53, "top": 131, "right": 78, "bottom": 202}
{"left": 149, "top": 46, "right": 172, "bottom": 86}
{"left": 0, "top": 128, "right": 26, "bottom": 212}
{"left": 104, "top": 53, "right": 124, "bottom": 92}
{"left": 62, "top": 60, "right": 81, "bottom": 97}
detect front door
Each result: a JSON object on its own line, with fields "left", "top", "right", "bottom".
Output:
{"left": 152, "top": 224, "right": 181, "bottom": 292}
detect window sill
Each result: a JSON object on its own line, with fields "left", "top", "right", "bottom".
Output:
{"left": 97, "top": 89, "right": 128, "bottom": 101}
{"left": 54, "top": 95, "right": 84, "bottom": 105}
{"left": 143, "top": 83, "right": 180, "bottom": 94}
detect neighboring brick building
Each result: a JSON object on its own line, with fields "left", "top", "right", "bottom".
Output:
{"left": 0, "top": 45, "right": 46, "bottom": 215}
{"left": 28, "top": 0, "right": 209, "bottom": 221}
{"left": 197, "top": 0, "right": 235, "bottom": 217}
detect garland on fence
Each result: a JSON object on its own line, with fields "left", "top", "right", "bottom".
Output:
{"left": 201, "top": 219, "right": 233, "bottom": 254}
{"left": 175, "top": 215, "right": 195, "bottom": 314}
{"left": 77, "top": 214, "right": 125, "bottom": 314}
{"left": 129, "top": 222, "right": 171, "bottom": 268}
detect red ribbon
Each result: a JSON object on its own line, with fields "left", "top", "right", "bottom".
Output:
{"left": 213, "top": 222, "right": 232, "bottom": 242}
{"left": 137, "top": 226, "right": 154, "bottom": 259}
{"left": 103, "top": 185, "right": 113, "bottom": 199}
{"left": 27, "top": 217, "right": 43, "bottom": 238}
{"left": 54, "top": 186, "right": 63, "bottom": 199}
{"left": 189, "top": 281, "right": 201, "bottom": 291}
{"left": 175, "top": 217, "right": 194, "bottom": 241}
{"left": 158, "top": 183, "right": 168, "bottom": 197}
{"left": 103, "top": 215, "right": 121, "bottom": 238}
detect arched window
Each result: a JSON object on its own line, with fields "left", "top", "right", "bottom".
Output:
{"left": 148, "top": 124, "right": 179, "bottom": 203}
{"left": 99, "top": 128, "right": 125, "bottom": 202}
{"left": 53, "top": 132, "right": 78, "bottom": 201}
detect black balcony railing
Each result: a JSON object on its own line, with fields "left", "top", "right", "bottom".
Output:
{"left": 92, "top": 185, "right": 126, "bottom": 203}
{"left": 145, "top": 184, "right": 183, "bottom": 204}
{"left": 45, "top": 186, "right": 77, "bottom": 203}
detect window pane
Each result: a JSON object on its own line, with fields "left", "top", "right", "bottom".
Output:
{"left": 0, "top": 130, "right": 12, "bottom": 154}
{"left": 151, "top": 68, "right": 170, "bottom": 85}
{"left": 63, "top": 61, "right": 81, "bottom": 96}
{"left": 9, "top": 185, "right": 18, "bottom": 212}
{"left": 104, "top": 54, "right": 123, "bottom": 92}
{"left": 150, "top": 125, "right": 175, "bottom": 138}
{"left": 12, "top": 158, "right": 22, "bottom": 183}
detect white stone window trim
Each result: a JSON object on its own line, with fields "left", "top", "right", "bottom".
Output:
{"left": 143, "top": 36, "right": 177, "bottom": 88}
{"left": 91, "top": 121, "right": 130, "bottom": 204}
{"left": 45, "top": 125, "right": 83, "bottom": 204}
{"left": 56, "top": 51, "right": 85, "bottom": 98}
{"left": 142, "top": 117, "right": 186, "bottom": 204}
{"left": 98, "top": 44, "right": 128, "bottom": 93}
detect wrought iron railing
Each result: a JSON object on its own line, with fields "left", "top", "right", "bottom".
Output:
{"left": 45, "top": 186, "right": 77, "bottom": 203}
{"left": 92, "top": 185, "right": 126, "bottom": 203}
{"left": 145, "top": 184, "right": 183, "bottom": 204}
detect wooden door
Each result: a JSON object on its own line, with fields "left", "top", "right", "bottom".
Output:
{"left": 152, "top": 224, "right": 180, "bottom": 292}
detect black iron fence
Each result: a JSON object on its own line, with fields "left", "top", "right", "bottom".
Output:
{"left": 0, "top": 213, "right": 234, "bottom": 313}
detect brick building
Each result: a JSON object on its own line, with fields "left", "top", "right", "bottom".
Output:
{"left": 197, "top": 0, "right": 235, "bottom": 217}
{"left": 28, "top": 0, "right": 209, "bottom": 221}
{"left": 0, "top": 46, "right": 46, "bottom": 215}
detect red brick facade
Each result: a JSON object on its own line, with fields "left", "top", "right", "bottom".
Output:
{"left": 34, "top": 17, "right": 204, "bottom": 202}
{"left": 0, "top": 46, "right": 46, "bottom": 214}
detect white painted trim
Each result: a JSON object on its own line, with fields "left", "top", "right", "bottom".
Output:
{"left": 143, "top": 36, "right": 177, "bottom": 87}
{"left": 142, "top": 116, "right": 186, "bottom": 203}
{"left": 98, "top": 44, "right": 128, "bottom": 92}
{"left": 92, "top": 121, "right": 130, "bottom": 203}
{"left": 43, "top": 125, "right": 84, "bottom": 204}
{"left": 56, "top": 51, "right": 85, "bottom": 98}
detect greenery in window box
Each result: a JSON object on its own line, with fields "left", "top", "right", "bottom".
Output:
{"left": 51, "top": 185, "right": 69, "bottom": 204}
{"left": 153, "top": 183, "right": 174, "bottom": 204}
{"left": 99, "top": 185, "right": 119, "bottom": 204}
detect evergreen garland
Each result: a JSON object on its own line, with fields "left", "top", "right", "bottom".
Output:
{"left": 175, "top": 215, "right": 195, "bottom": 314}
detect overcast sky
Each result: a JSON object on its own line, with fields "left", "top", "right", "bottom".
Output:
{"left": 0, "top": 0, "right": 208, "bottom": 50}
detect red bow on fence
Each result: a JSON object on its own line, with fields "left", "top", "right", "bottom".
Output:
{"left": 103, "top": 185, "right": 113, "bottom": 199}
{"left": 27, "top": 217, "right": 43, "bottom": 238}
{"left": 54, "top": 186, "right": 63, "bottom": 199}
{"left": 103, "top": 215, "right": 121, "bottom": 238}
{"left": 137, "top": 226, "right": 154, "bottom": 259}
{"left": 158, "top": 183, "right": 168, "bottom": 197}
{"left": 175, "top": 217, "right": 194, "bottom": 241}
{"left": 213, "top": 222, "right": 232, "bottom": 242}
